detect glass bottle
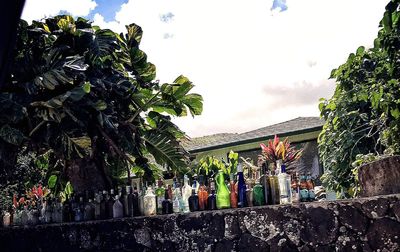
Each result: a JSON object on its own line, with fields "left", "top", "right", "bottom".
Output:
{"left": 2, "top": 211, "right": 11, "bottom": 227}
{"left": 123, "top": 186, "right": 130, "bottom": 217}
{"left": 260, "top": 163, "right": 271, "bottom": 205}
{"left": 155, "top": 180, "right": 165, "bottom": 215}
{"left": 181, "top": 175, "right": 192, "bottom": 213}
{"left": 84, "top": 199, "right": 95, "bottom": 221}
{"left": 198, "top": 175, "right": 208, "bottom": 210}
{"left": 138, "top": 185, "right": 145, "bottom": 216}
{"left": 143, "top": 186, "right": 157, "bottom": 216}
{"left": 229, "top": 174, "right": 238, "bottom": 208}
{"left": 291, "top": 173, "right": 300, "bottom": 203}
{"left": 113, "top": 195, "right": 124, "bottom": 218}
{"left": 162, "top": 188, "right": 173, "bottom": 214}
{"left": 306, "top": 173, "right": 315, "bottom": 201}
{"left": 125, "top": 186, "right": 134, "bottom": 217}
{"left": 54, "top": 197, "right": 63, "bottom": 223}
{"left": 100, "top": 190, "right": 107, "bottom": 219}
{"left": 192, "top": 174, "right": 200, "bottom": 194}
{"left": 216, "top": 172, "right": 230, "bottom": 209}
{"left": 299, "top": 174, "right": 309, "bottom": 202}
{"left": 106, "top": 189, "right": 115, "bottom": 219}
{"left": 188, "top": 187, "right": 199, "bottom": 212}
{"left": 268, "top": 169, "right": 281, "bottom": 205}
{"left": 45, "top": 197, "right": 53, "bottom": 223}
{"left": 94, "top": 192, "right": 102, "bottom": 220}
{"left": 62, "top": 195, "right": 70, "bottom": 222}
{"left": 237, "top": 164, "right": 247, "bottom": 208}
{"left": 173, "top": 186, "right": 181, "bottom": 213}
{"left": 132, "top": 186, "right": 140, "bottom": 216}
{"left": 207, "top": 179, "right": 217, "bottom": 210}
{"left": 74, "top": 197, "right": 83, "bottom": 222}
{"left": 252, "top": 180, "right": 265, "bottom": 206}
{"left": 278, "top": 164, "right": 291, "bottom": 204}
{"left": 246, "top": 184, "right": 254, "bottom": 207}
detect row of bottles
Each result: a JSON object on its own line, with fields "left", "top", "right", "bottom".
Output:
{"left": 3, "top": 163, "right": 317, "bottom": 227}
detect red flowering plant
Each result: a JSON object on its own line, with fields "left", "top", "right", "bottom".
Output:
{"left": 25, "top": 184, "right": 51, "bottom": 209}
{"left": 259, "top": 135, "right": 302, "bottom": 173}
{"left": 12, "top": 194, "right": 26, "bottom": 211}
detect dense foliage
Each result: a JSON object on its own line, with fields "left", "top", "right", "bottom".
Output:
{"left": 0, "top": 15, "right": 203, "bottom": 203}
{"left": 318, "top": 0, "right": 400, "bottom": 196}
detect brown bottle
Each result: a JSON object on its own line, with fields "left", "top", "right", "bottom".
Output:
{"left": 229, "top": 175, "right": 238, "bottom": 208}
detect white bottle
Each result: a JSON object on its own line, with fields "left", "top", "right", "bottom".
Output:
{"left": 173, "top": 188, "right": 181, "bottom": 213}
{"left": 278, "top": 164, "right": 291, "bottom": 204}
{"left": 113, "top": 195, "right": 124, "bottom": 218}
{"left": 181, "top": 175, "right": 192, "bottom": 213}
{"left": 143, "top": 186, "right": 156, "bottom": 216}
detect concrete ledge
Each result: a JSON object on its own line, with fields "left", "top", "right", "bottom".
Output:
{"left": 1, "top": 194, "right": 400, "bottom": 251}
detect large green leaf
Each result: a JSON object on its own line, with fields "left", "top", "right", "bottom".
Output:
{"left": 143, "top": 128, "right": 189, "bottom": 171}
{"left": 0, "top": 125, "right": 26, "bottom": 146}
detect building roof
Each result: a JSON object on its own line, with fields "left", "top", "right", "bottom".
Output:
{"left": 183, "top": 117, "right": 324, "bottom": 152}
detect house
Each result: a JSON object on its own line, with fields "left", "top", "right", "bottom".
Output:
{"left": 183, "top": 117, "right": 325, "bottom": 178}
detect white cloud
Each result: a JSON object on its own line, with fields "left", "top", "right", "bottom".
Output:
{"left": 22, "top": 0, "right": 388, "bottom": 137}
{"left": 21, "top": 0, "right": 97, "bottom": 21}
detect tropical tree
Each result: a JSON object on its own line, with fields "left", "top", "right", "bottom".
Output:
{"left": 318, "top": 0, "right": 400, "bottom": 197}
{"left": 0, "top": 15, "right": 203, "bottom": 194}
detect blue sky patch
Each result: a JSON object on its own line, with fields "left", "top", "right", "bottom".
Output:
{"left": 87, "top": 0, "right": 128, "bottom": 21}
{"left": 271, "top": 0, "right": 288, "bottom": 12}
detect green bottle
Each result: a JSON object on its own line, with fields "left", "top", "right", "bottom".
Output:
{"left": 252, "top": 181, "right": 265, "bottom": 206}
{"left": 216, "top": 172, "right": 230, "bottom": 209}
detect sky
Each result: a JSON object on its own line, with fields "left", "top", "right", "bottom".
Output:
{"left": 22, "top": 0, "right": 388, "bottom": 137}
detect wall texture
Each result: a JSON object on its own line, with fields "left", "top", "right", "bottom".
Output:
{"left": 1, "top": 194, "right": 400, "bottom": 252}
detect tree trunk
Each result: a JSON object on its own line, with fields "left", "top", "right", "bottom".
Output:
{"left": 66, "top": 157, "right": 111, "bottom": 193}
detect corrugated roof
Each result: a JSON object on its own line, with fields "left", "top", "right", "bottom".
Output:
{"left": 183, "top": 117, "right": 324, "bottom": 152}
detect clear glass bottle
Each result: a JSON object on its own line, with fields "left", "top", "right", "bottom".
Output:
{"left": 299, "top": 174, "right": 309, "bottom": 202}
{"left": 155, "top": 180, "right": 165, "bottom": 215}
{"left": 237, "top": 164, "right": 247, "bottom": 208}
{"left": 291, "top": 173, "right": 300, "bottom": 203}
{"left": 143, "top": 186, "right": 157, "bottom": 216}
{"left": 246, "top": 184, "right": 254, "bottom": 207}
{"left": 113, "top": 195, "right": 124, "bottom": 218}
{"left": 198, "top": 175, "right": 208, "bottom": 210}
{"left": 181, "top": 175, "right": 192, "bottom": 213}
{"left": 192, "top": 174, "right": 200, "bottom": 194}
{"left": 173, "top": 188, "right": 181, "bottom": 213}
{"left": 124, "top": 185, "right": 134, "bottom": 217}
{"left": 278, "top": 164, "right": 291, "bottom": 204}
{"left": 84, "top": 199, "right": 95, "bottom": 221}
{"left": 74, "top": 197, "right": 84, "bottom": 222}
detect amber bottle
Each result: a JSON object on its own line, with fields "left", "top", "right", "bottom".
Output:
{"left": 229, "top": 174, "right": 238, "bottom": 208}
{"left": 197, "top": 175, "right": 208, "bottom": 210}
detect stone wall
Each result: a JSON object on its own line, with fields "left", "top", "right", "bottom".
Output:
{"left": 1, "top": 194, "right": 400, "bottom": 252}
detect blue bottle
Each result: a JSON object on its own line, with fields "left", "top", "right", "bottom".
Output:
{"left": 237, "top": 164, "right": 247, "bottom": 208}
